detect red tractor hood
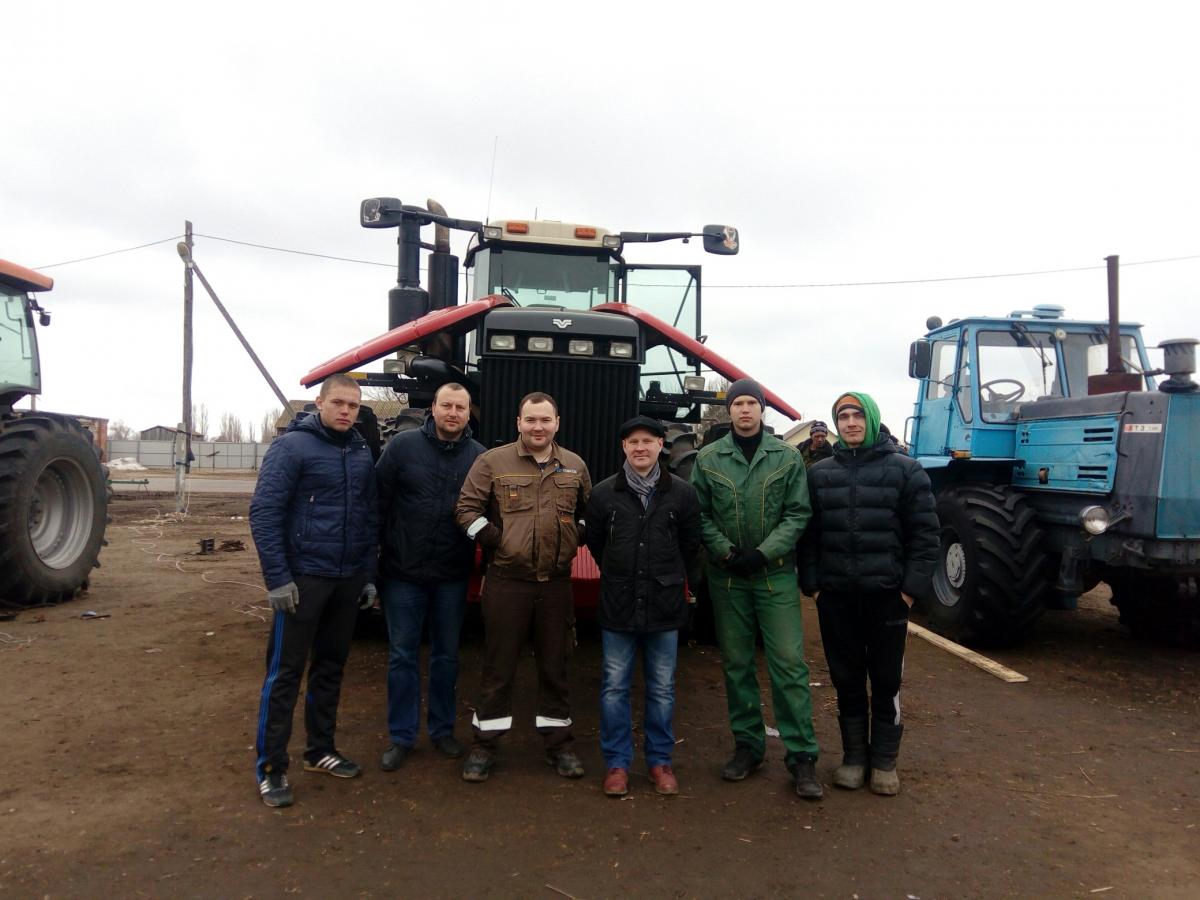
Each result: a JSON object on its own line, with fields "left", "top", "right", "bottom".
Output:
{"left": 301, "top": 296, "right": 800, "bottom": 422}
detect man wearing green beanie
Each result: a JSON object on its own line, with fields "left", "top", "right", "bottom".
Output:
{"left": 800, "top": 391, "right": 938, "bottom": 796}
{"left": 692, "top": 378, "right": 822, "bottom": 800}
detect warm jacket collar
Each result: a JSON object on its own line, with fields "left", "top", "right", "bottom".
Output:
{"left": 421, "top": 414, "right": 474, "bottom": 451}
{"left": 289, "top": 411, "right": 367, "bottom": 449}
{"left": 832, "top": 427, "right": 897, "bottom": 463}
{"left": 712, "top": 428, "right": 783, "bottom": 468}
{"left": 516, "top": 438, "right": 564, "bottom": 466}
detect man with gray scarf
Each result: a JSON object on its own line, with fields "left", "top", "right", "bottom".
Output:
{"left": 585, "top": 416, "right": 702, "bottom": 797}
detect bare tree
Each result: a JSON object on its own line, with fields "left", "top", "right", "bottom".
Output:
{"left": 191, "top": 402, "right": 210, "bottom": 440}
{"left": 245, "top": 419, "right": 258, "bottom": 443}
{"left": 260, "top": 407, "right": 282, "bottom": 440}
{"left": 216, "top": 412, "right": 244, "bottom": 442}
{"left": 109, "top": 419, "right": 136, "bottom": 441}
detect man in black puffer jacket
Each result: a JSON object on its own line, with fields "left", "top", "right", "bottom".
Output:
{"left": 250, "top": 373, "right": 379, "bottom": 808}
{"left": 800, "top": 391, "right": 938, "bottom": 797}
{"left": 585, "top": 416, "right": 702, "bottom": 798}
{"left": 376, "top": 384, "right": 484, "bottom": 771}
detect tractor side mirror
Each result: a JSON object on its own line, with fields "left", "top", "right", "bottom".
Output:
{"left": 702, "top": 224, "right": 740, "bottom": 256}
{"left": 361, "top": 197, "right": 405, "bottom": 228}
{"left": 909, "top": 340, "right": 932, "bottom": 379}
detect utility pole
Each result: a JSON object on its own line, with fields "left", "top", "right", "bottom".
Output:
{"left": 178, "top": 220, "right": 194, "bottom": 513}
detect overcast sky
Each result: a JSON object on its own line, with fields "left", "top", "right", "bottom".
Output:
{"left": 5, "top": 2, "right": 1197, "bottom": 444}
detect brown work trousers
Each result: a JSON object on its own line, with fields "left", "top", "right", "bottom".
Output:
{"left": 471, "top": 569, "right": 574, "bottom": 754}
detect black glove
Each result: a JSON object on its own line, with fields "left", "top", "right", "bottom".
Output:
{"left": 728, "top": 548, "right": 767, "bottom": 576}
{"left": 478, "top": 523, "right": 502, "bottom": 551}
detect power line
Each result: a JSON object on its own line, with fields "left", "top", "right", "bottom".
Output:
{"left": 31, "top": 229, "right": 1200, "bottom": 288}
{"left": 194, "top": 233, "right": 395, "bottom": 268}
{"left": 36, "top": 235, "right": 183, "bottom": 269}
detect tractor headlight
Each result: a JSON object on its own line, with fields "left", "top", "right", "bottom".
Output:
{"left": 528, "top": 336, "right": 554, "bottom": 353}
{"left": 489, "top": 334, "right": 516, "bottom": 351}
{"left": 483, "top": 225, "right": 503, "bottom": 241}
{"left": 1079, "top": 505, "right": 1111, "bottom": 535}
{"left": 609, "top": 341, "right": 634, "bottom": 358}
{"left": 568, "top": 339, "right": 594, "bottom": 355}
{"left": 683, "top": 375, "right": 706, "bottom": 392}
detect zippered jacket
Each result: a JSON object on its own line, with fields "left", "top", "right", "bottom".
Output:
{"left": 376, "top": 416, "right": 484, "bottom": 582}
{"left": 456, "top": 440, "right": 591, "bottom": 582}
{"left": 250, "top": 413, "right": 379, "bottom": 590}
{"left": 690, "top": 429, "right": 812, "bottom": 576}
{"left": 585, "top": 466, "right": 702, "bottom": 633}
{"left": 799, "top": 429, "right": 938, "bottom": 597}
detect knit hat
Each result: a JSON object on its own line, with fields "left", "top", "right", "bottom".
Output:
{"left": 726, "top": 378, "right": 765, "bottom": 410}
{"left": 810, "top": 421, "right": 829, "bottom": 435}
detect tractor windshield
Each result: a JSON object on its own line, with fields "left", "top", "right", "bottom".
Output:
{"left": 0, "top": 287, "right": 38, "bottom": 394}
{"left": 1059, "top": 331, "right": 1141, "bottom": 396}
{"left": 471, "top": 246, "right": 616, "bottom": 310}
{"left": 976, "top": 329, "right": 1062, "bottom": 422}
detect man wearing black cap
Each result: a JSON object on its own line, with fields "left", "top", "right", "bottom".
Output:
{"left": 691, "top": 378, "right": 823, "bottom": 800}
{"left": 585, "top": 416, "right": 702, "bottom": 798}
{"left": 798, "top": 421, "right": 834, "bottom": 469}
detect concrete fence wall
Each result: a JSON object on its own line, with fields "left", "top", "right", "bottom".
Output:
{"left": 109, "top": 440, "right": 273, "bottom": 469}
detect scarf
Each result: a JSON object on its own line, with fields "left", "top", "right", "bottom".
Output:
{"left": 623, "top": 460, "right": 660, "bottom": 509}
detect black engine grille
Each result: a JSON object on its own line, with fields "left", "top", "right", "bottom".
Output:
{"left": 478, "top": 357, "right": 641, "bottom": 481}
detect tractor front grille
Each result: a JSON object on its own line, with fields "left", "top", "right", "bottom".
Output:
{"left": 478, "top": 356, "right": 640, "bottom": 481}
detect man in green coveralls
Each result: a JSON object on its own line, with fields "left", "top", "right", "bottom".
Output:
{"left": 691, "top": 378, "right": 822, "bottom": 800}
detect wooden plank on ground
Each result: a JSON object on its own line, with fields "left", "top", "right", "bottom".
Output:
{"left": 907, "top": 621, "right": 1029, "bottom": 683}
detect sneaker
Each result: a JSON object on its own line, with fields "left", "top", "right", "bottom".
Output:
{"left": 649, "top": 764, "right": 679, "bottom": 796}
{"left": 790, "top": 759, "right": 824, "bottom": 801}
{"left": 381, "top": 744, "right": 409, "bottom": 771}
{"left": 721, "top": 745, "right": 764, "bottom": 782}
{"left": 462, "top": 749, "right": 494, "bottom": 783}
{"left": 304, "top": 752, "right": 363, "bottom": 779}
{"left": 548, "top": 750, "right": 585, "bottom": 779}
{"left": 603, "top": 767, "right": 629, "bottom": 797}
{"left": 432, "top": 734, "right": 465, "bottom": 759}
{"left": 259, "top": 771, "right": 293, "bottom": 808}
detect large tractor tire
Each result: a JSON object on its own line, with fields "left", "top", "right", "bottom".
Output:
{"left": 924, "top": 484, "right": 1047, "bottom": 646}
{"left": 380, "top": 408, "right": 426, "bottom": 444}
{"left": 0, "top": 415, "right": 108, "bottom": 606}
{"left": 1108, "top": 574, "right": 1200, "bottom": 648}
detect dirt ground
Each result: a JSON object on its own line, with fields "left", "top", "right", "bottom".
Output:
{"left": 1, "top": 494, "right": 1197, "bottom": 899}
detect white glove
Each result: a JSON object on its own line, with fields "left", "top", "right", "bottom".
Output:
{"left": 359, "top": 582, "right": 378, "bottom": 610}
{"left": 268, "top": 581, "right": 299, "bottom": 614}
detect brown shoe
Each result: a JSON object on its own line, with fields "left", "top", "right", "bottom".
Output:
{"left": 649, "top": 764, "right": 678, "bottom": 795}
{"left": 603, "top": 767, "right": 629, "bottom": 797}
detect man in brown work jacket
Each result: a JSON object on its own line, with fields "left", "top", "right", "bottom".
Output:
{"left": 455, "top": 391, "right": 592, "bottom": 783}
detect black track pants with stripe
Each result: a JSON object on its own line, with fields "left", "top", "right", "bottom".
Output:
{"left": 255, "top": 574, "right": 364, "bottom": 779}
{"left": 815, "top": 588, "right": 909, "bottom": 724}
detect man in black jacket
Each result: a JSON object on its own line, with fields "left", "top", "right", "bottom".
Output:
{"left": 376, "top": 383, "right": 484, "bottom": 770}
{"left": 585, "top": 416, "right": 702, "bottom": 798}
{"left": 250, "top": 373, "right": 379, "bottom": 808}
{"left": 800, "top": 391, "right": 938, "bottom": 796}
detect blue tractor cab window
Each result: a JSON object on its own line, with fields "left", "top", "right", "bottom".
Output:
{"left": 976, "top": 329, "right": 1062, "bottom": 422}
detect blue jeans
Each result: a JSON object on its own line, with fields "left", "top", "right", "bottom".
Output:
{"left": 381, "top": 578, "right": 468, "bottom": 747}
{"left": 600, "top": 629, "right": 679, "bottom": 769}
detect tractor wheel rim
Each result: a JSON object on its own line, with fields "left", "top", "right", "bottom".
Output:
{"left": 29, "top": 457, "right": 94, "bottom": 569}
{"left": 934, "top": 536, "right": 966, "bottom": 608}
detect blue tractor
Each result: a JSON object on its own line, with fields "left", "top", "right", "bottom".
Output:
{"left": 906, "top": 259, "right": 1199, "bottom": 646}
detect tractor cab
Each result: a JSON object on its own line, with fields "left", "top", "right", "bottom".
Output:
{"left": 0, "top": 258, "right": 52, "bottom": 411}
{"left": 907, "top": 305, "right": 1156, "bottom": 461}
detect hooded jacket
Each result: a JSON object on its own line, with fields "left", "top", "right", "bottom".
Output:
{"left": 691, "top": 428, "right": 811, "bottom": 577}
{"left": 585, "top": 465, "right": 703, "bottom": 633}
{"left": 377, "top": 415, "right": 485, "bottom": 582}
{"left": 799, "top": 391, "right": 938, "bottom": 597}
{"left": 250, "top": 412, "right": 379, "bottom": 590}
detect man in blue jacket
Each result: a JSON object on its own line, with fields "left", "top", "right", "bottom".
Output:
{"left": 249, "top": 373, "right": 379, "bottom": 808}
{"left": 376, "top": 383, "right": 484, "bottom": 771}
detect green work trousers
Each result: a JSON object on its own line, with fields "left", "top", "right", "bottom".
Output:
{"left": 709, "top": 568, "right": 819, "bottom": 762}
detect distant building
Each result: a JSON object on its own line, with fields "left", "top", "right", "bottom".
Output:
{"left": 139, "top": 425, "right": 204, "bottom": 442}
{"left": 781, "top": 420, "right": 818, "bottom": 448}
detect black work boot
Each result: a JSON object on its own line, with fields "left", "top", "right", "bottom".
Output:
{"left": 788, "top": 756, "right": 824, "bottom": 800}
{"left": 721, "top": 744, "right": 765, "bottom": 781}
{"left": 869, "top": 719, "right": 904, "bottom": 796}
{"left": 833, "top": 716, "right": 869, "bottom": 790}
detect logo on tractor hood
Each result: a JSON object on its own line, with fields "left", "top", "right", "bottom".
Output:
{"left": 552, "top": 318, "right": 573, "bottom": 329}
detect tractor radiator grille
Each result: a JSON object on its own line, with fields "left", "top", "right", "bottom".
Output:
{"left": 478, "top": 357, "right": 641, "bottom": 481}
